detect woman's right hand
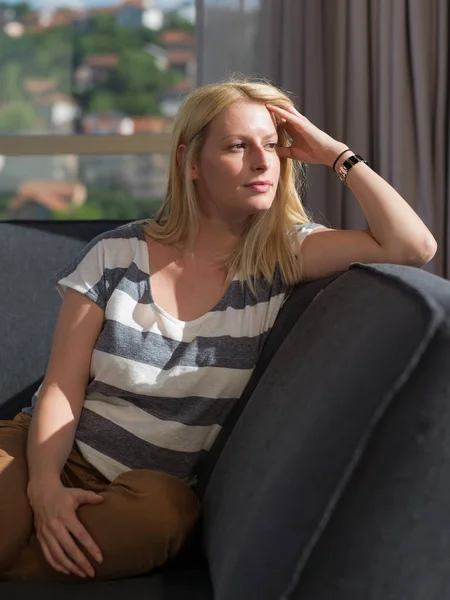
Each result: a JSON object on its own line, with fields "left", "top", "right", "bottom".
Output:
{"left": 27, "top": 479, "right": 104, "bottom": 578}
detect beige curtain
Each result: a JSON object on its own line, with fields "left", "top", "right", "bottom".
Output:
{"left": 257, "top": 0, "right": 450, "bottom": 276}
{"left": 196, "top": 0, "right": 262, "bottom": 84}
{"left": 198, "top": 0, "right": 450, "bottom": 276}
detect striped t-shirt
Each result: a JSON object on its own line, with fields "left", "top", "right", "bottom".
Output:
{"left": 24, "top": 220, "right": 325, "bottom": 485}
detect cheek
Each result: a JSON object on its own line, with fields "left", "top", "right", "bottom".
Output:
{"left": 201, "top": 156, "right": 242, "bottom": 183}
{"left": 274, "top": 160, "right": 281, "bottom": 180}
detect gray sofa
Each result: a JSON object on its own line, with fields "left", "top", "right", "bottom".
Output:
{"left": 2, "top": 220, "right": 450, "bottom": 600}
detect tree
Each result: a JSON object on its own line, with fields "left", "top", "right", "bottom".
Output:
{"left": 0, "top": 63, "right": 24, "bottom": 104}
{"left": 0, "top": 2, "right": 30, "bottom": 15}
{"left": 0, "top": 101, "right": 39, "bottom": 133}
{"left": 114, "top": 50, "right": 176, "bottom": 95}
{"left": 89, "top": 91, "right": 116, "bottom": 113}
{"left": 162, "top": 11, "right": 195, "bottom": 34}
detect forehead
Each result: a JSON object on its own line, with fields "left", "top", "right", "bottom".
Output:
{"left": 209, "top": 101, "right": 277, "bottom": 137}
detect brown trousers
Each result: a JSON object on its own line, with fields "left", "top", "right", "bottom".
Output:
{"left": 0, "top": 413, "right": 200, "bottom": 583}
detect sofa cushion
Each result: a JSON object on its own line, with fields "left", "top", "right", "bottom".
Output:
{"left": 290, "top": 263, "right": 450, "bottom": 599}
{"left": 201, "top": 263, "right": 445, "bottom": 600}
{"left": 0, "top": 221, "right": 130, "bottom": 419}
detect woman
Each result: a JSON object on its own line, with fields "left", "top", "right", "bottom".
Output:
{"left": 0, "top": 79, "right": 436, "bottom": 583}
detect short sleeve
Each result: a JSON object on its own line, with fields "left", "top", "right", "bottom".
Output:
{"left": 295, "top": 222, "right": 327, "bottom": 249}
{"left": 51, "top": 234, "right": 108, "bottom": 310}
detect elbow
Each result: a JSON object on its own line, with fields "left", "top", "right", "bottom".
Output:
{"left": 401, "top": 235, "right": 438, "bottom": 267}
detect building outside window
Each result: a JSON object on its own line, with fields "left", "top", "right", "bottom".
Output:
{"left": 0, "top": 0, "right": 197, "bottom": 220}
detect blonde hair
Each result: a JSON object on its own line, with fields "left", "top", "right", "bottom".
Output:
{"left": 142, "top": 77, "right": 312, "bottom": 292}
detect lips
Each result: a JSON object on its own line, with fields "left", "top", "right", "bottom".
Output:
{"left": 245, "top": 181, "right": 273, "bottom": 193}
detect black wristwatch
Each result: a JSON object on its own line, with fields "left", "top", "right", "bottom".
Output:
{"left": 337, "top": 154, "right": 368, "bottom": 183}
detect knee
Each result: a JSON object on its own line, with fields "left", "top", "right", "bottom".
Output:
{"left": 109, "top": 470, "right": 200, "bottom": 561}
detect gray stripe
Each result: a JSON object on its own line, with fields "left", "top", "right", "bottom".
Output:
{"left": 212, "top": 265, "right": 285, "bottom": 312}
{"left": 85, "top": 267, "right": 129, "bottom": 309}
{"left": 76, "top": 409, "right": 207, "bottom": 481}
{"left": 51, "top": 221, "right": 144, "bottom": 287}
{"left": 55, "top": 262, "right": 285, "bottom": 312}
{"left": 86, "top": 381, "right": 238, "bottom": 426}
{"left": 111, "top": 261, "right": 151, "bottom": 304}
{"left": 75, "top": 263, "right": 150, "bottom": 308}
{"left": 95, "top": 320, "right": 269, "bottom": 370}
{"left": 108, "top": 266, "right": 286, "bottom": 312}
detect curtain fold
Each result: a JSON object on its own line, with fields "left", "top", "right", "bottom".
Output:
{"left": 256, "top": 0, "right": 449, "bottom": 276}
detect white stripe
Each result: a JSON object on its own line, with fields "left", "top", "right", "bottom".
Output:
{"left": 90, "top": 351, "right": 253, "bottom": 399}
{"left": 101, "top": 235, "right": 148, "bottom": 273}
{"left": 76, "top": 440, "right": 129, "bottom": 482}
{"left": 106, "top": 288, "right": 285, "bottom": 342}
{"left": 296, "top": 225, "right": 328, "bottom": 248}
{"left": 83, "top": 394, "right": 222, "bottom": 453}
{"left": 57, "top": 236, "right": 147, "bottom": 297}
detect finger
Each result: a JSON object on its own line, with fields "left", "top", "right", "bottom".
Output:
{"left": 40, "top": 529, "right": 87, "bottom": 577}
{"left": 74, "top": 489, "right": 104, "bottom": 506}
{"left": 38, "top": 534, "right": 71, "bottom": 575}
{"left": 267, "top": 103, "right": 301, "bottom": 119}
{"left": 276, "top": 146, "right": 294, "bottom": 160}
{"left": 57, "top": 523, "right": 96, "bottom": 577}
{"left": 68, "top": 519, "right": 103, "bottom": 564}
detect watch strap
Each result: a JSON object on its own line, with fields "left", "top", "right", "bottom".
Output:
{"left": 337, "top": 154, "right": 368, "bottom": 183}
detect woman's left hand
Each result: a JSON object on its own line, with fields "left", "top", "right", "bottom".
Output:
{"left": 266, "top": 104, "right": 348, "bottom": 167}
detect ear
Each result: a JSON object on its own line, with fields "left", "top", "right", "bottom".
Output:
{"left": 176, "top": 144, "right": 200, "bottom": 180}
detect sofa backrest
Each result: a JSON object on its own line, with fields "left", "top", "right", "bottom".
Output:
{"left": 0, "top": 220, "right": 130, "bottom": 419}
{"left": 201, "top": 262, "right": 450, "bottom": 600}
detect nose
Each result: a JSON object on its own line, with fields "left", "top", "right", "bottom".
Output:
{"left": 251, "top": 145, "right": 270, "bottom": 171}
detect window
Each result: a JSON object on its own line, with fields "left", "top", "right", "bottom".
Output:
{"left": 0, "top": 0, "right": 196, "bottom": 220}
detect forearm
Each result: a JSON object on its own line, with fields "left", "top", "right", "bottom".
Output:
{"left": 27, "top": 385, "right": 83, "bottom": 491}
{"left": 329, "top": 146, "right": 437, "bottom": 263}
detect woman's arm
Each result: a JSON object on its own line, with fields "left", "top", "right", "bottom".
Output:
{"left": 331, "top": 148, "right": 436, "bottom": 263}
{"left": 267, "top": 104, "right": 437, "bottom": 280}
{"left": 27, "top": 288, "right": 105, "bottom": 577}
{"left": 27, "top": 288, "right": 104, "bottom": 490}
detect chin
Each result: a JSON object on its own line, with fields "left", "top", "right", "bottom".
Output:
{"left": 248, "top": 196, "right": 275, "bottom": 212}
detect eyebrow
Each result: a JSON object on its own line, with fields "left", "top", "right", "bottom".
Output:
{"left": 221, "top": 133, "right": 278, "bottom": 141}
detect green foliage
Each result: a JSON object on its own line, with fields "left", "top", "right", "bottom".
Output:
{"left": 0, "top": 194, "right": 13, "bottom": 219}
{"left": 108, "top": 93, "right": 161, "bottom": 117}
{"left": 88, "top": 91, "right": 116, "bottom": 113}
{"left": 162, "top": 11, "right": 195, "bottom": 34}
{"left": 0, "top": 8, "right": 187, "bottom": 128}
{"left": 51, "top": 188, "right": 163, "bottom": 221}
{"left": 75, "top": 15, "right": 157, "bottom": 60}
{"left": 52, "top": 202, "right": 104, "bottom": 221}
{"left": 0, "top": 63, "right": 24, "bottom": 103}
{"left": 0, "top": 2, "right": 31, "bottom": 18}
{"left": 0, "top": 101, "right": 40, "bottom": 133}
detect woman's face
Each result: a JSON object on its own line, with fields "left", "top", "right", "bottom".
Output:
{"left": 191, "top": 101, "right": 281, "bottom": 222}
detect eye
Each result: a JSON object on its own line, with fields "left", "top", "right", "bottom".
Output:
{"left": 230, "top": 143, "right": 246, "bottom": 151}
{"left": 265, "top": 142, "right": 278, "bottom": 151}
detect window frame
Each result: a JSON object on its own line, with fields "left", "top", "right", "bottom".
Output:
{"left": 0, "top": 134, "right": 172, "bottom": 156}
